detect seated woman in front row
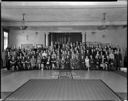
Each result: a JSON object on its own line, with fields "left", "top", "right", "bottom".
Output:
{"left": 21, "top": 56, "right": 26, "bottom": 70}
{"left": 46, "top": 56, "right": 51, "bottom": 70}
{"left": 10, "top": 56, "right": 18, "bottom": 71}
{"left": 16, "top": 56, "right": 22, "bottom": 70}
{"left": 25, "top": 56, "right": 31, "bottom": 70}
{"left": 61, "top": 56, "right": 65, "bottom": 70}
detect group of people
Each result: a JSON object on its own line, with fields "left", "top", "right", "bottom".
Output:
{"left": 5, "top": 42, "right": 123, "bottom": 71}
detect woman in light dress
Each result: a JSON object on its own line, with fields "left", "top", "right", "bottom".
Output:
{"left": 85, "top": 56, "right": 90, "bottom": 70}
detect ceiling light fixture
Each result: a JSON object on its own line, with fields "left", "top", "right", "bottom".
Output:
{"left": 98, "top": 12, "right": 108, "bottom": 30}
{"left": 20, "top": 13, "right": 27, "bottom": 30}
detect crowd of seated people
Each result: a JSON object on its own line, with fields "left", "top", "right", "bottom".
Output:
{"left": 5, "top": 42, "right": 122, "bottom": 71}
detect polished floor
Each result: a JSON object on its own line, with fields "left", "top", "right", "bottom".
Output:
{"left": 1, "top": 69, "right": 127, "bottom": 99}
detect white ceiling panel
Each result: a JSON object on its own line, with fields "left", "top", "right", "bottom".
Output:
{"left": 1, "top": 1, "right": 127, "bottom": 26}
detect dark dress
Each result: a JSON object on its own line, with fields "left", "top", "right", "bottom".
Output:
{"left": 65, "top": 58, "right": 70, "bottom": 70}
{"left": 95, "top": 58, "right": 100, "bottom": 70}
{"left": 90, "top": 58, "right": 95, "bottom": 70}
{"left": 22, "top": 58, "right": 26, "bottom": 70}
{"left": 81, "top": 57, "right": 85, "bottom": 70}
{"left": 25, "top": 58, "right": 31, "bottom": 70}
{"left": 41, "top": 57, "right": 47, "bottom": 69}
{"left": 10, "top": 59, "right": 16, "bottom": 70}
{"left": 16, "top": 58, "right": 22, "bottom": 70}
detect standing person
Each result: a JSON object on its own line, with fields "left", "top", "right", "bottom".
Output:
{"left": 85, "top": 49, "right": 90, "bottom": 57}
{"left": 65, "top": 55, "right": 70, "bottom": 70}
{"left": 104, "top": 55, "right": 109, "bottom": 71}
{"left": 117, "top": 49, "right": 122, "bottom": 70}
{"left": 41, "top": 56, "right": 46, "bottom": 70}
{"left": 124, "top": 49, "right": 127, "bottom": 67}
{"left": 109, "top": 51, "right": 115, "bottom": 70}
{"left": 51, "top": 52, "right": 57, "bottom": 70}
{"left": 36, "top": 54, "right": 42, "bottom": 70}
{"left": 73, "top": 53, "right": 77, "bottom": 70}
{"left": 100, "top": 55, "right": 106, "bottom": 70}
{"left": 99, "top": 52, "right": 102, "bottom": 70}
{"left": 7, "top": 54, "right": 11, "bottom": 70}
{"left": 70, "top": 55, "right": 74, "bottom": 70}
{"left": 30, "top": 55, "right": 36, "bottom": 70}
{"left": 61, "top": 56, "right": 65, "bottom": 70}
{"left": 95, "top": 55, "right": 100, "bottom": 70}
{"left": 76, "top": 50, "right": 81, "bottom": 69}
{"left": 81, "top": 55, "right": 85, "bottom": 70}
{"left": 85, "top": 56, "right": 90, "bottom": 70}
{"left": 5, "top": 49, "right": 9, "bottom": 70}
{"left": 46, "top": 56, "right": 51, "bottom": 70}
{"left": 56, "top": 55, "right": 60, "bottom": 70}
{"left": 89, "top": 55, "right": 94, "bottom": 70}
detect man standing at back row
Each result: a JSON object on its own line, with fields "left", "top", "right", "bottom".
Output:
{"left": 114, "top": 49, "right": 122, "bottom": 71}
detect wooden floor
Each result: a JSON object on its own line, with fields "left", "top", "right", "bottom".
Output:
{"left": 1, "top": 69, "right": 127, "bottom": 100}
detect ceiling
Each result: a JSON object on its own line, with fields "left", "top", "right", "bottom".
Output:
{"left": 1, "top": 1, "right": 127, "bottom": 27}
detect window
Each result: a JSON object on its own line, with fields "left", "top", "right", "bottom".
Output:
{"left": 4, "top": 31, "right": 8, "bottom": 50}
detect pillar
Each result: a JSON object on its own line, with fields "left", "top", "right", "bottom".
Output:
{"left": 82, "top": 33, "right": 85, "bottom": 43}
{"left": 51, "top": 33, "right": 53, "bottom": 47}
{"left": 46, "top": 33, "right": 48, "bottom": 47}
{"left": 1, "top": 27, "right": 4, "bottom": 52}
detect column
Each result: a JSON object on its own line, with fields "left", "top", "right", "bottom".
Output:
{"left": 84, "top": 32, "right": 86, "bottom": 43}
{"left": 46, "top": 33, "right": 49, "bottom": 47}
{"left": 1, "top": 27, "right": 4, "bottom": 52}
{"left": 51, "top": 33, "right": 53, "bottom": 47}
{"left": 82, "top": 33, "right": 85, "bottom": 43}
{"left": 44, "top": 33, "right": 46, "bottom": 47}
{"left": 43, "top": 32, "right": 46, "bottom": 47}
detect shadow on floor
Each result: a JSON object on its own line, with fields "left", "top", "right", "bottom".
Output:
{"left": 116, "top": 92, "right": 127, "bottom": 100}
{"left": 1, "top": 92, "right": 12, "bottom": 99}
{"left": 114, "top": 71, "right": 127, "bottom": 78}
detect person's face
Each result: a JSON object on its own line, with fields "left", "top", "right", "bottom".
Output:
{"left": 12, "top": 57, "right": 15, "bottom": 60}
{"left": 90, "top": 55, "right": 92, "bottom": 58}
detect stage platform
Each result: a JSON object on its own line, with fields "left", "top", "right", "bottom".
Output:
{"left": 4, "top": 79, "right": 122, "bottom": 101}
